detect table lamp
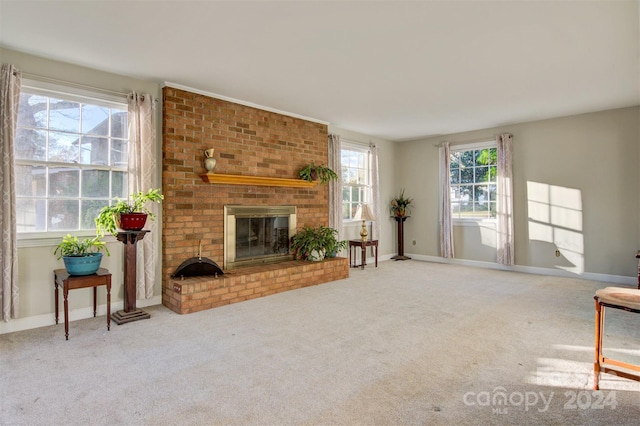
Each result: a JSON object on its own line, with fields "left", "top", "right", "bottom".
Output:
{"left": 353, "top": 204, "right": 376, "bottom": 242}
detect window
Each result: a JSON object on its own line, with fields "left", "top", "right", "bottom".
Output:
{"left": 449, "top": 143, "right": 497, "bottom": 220}
{"left": 341, "top": 144, "right": 371, "bottom": 220}
{"left": 15, "top": 84, "right": 129, "bottom": 234}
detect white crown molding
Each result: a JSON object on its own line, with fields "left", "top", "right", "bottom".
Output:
{"left": 162, "top": 82, "right": 330, "bottom": 126}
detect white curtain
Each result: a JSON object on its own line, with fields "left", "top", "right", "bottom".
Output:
{"left": 439, "top": 142, "right": 455, "bottom": 258}
{"left": 0, "top": 64, "right": 20, "bottom": 321}
{"left": 128, "top": 92, "right": 158, "bottom": 299}
{"left": 370, "top": 144, "right": 381, "bottom": 240}
{"left": 496, "top": 133, "right": 514, "bottom": 265}
{"left": 328, "top": 134, "right": 343, "bottom": 241}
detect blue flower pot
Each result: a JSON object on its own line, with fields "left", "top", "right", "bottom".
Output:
{"left": 63, "top": 253, "right": 103, "bottom": 276}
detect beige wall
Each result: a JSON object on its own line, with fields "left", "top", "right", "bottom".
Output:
{"left": 397, "top": 106, "right": 640, "bottom": 277}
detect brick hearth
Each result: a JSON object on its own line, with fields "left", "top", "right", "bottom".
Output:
{"left": 165, "top": 258, "right": 349, "bottom": 314}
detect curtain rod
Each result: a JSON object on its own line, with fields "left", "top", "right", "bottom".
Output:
{"left": 17, "top": 71, "right": 128, "bottom": 98}
{"left": 15, "top": 71, "right": 157, "bottom": 102}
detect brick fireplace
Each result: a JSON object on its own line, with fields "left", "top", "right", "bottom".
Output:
{"left": 161, "top": 86, "right": 348, "bottom": 314}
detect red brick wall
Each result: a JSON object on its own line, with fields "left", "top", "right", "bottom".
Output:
{"left": 161, "top": 86, "right": 329, "bottom": 294}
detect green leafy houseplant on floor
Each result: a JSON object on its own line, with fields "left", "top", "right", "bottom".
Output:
{"left": 291, "top": 225, "right": 347, "bottom": 261}
{"left": 95, "top": 188, "right": 164, "bottom": 237}
{"left": 298, "top": 163, "right": 338, "bottom": 184}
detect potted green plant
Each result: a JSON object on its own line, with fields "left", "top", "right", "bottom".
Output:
{"left": 95, "top": 188, "right": 164, "bottom": 237}
{"left": 291, "top": 225, "right": 347, "bottom": 261}
{"left": 390, "top": 189, "right": 413, "bottom": 217}
{"left": 54, "top": 234, "right": 110, "bottom": 276}
{"left": 298, "top": 163, "right": 339, "bottom": 184}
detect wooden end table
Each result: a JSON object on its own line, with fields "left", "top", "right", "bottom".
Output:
{"left": 349, "top": 239, "right": 378, "bottom": 269}
{"left": 54, "top": 268, "right": 111, "bottom": 340}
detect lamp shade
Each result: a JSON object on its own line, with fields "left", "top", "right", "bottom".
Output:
{"left": 354, "top": 204, "right": 376, "bottom": 222}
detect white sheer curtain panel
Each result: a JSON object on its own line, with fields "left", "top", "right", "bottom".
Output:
{"left": 0, "top": 64, "right": 20, "bottom": 321}
{"left": 128, "top": 92, "right": 158, "bottom": 299}
{"left": 370, "top": 144, "right": 381, "bottom": 240}
{"left": 328, "top": 134, "right": 343, "bottom": 242}
{"left": 496, "top": 133, "right": 514, "bottom": 265}
{"left": 439, "top": 142, "right": 455, "bottom": 258}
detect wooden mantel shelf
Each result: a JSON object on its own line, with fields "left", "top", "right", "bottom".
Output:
{"left": 199, "top": 173, "right": 318, "bottom": 188}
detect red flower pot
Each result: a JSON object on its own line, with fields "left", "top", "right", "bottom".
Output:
{"left": 117, "top": 213, "right": 148, "bottom": 231}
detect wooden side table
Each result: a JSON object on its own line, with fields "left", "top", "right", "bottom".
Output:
{"left": 349, "top": 239, "right": 378, "bottom": 269}
{"left": 54, "top": 268, "right": 111, "bottom": 340}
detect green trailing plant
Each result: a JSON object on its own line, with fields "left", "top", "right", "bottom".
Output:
{"left": 298, "top": 163, "right": 338, "bottom": 184}
{"left": 390, "top": 188, "right": 413, "bottom": 217}
{"left": 291, "top": 225, "right": 347, "bottom": 261}
{"left": 54, "top": 234, "right": 110, "bottom": 259}
{"left": 95, "top": 188, "right": 164, "bottom": 237}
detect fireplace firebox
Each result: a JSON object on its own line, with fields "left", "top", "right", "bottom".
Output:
{"left": 224, "top": 205, "right": 297, "bottom": 269}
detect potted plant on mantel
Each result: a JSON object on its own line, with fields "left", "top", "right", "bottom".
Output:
{"left": 54, "top": 234, "right": 110, "bottom": 276}
{"left": 291, "top": 225, "right": 347, "bottom": 261}
{"left": 95, "top": 188, "right": 164, "bottom": 237}
{"left": 298, "top": 163, "right": 339, "bottom": 184}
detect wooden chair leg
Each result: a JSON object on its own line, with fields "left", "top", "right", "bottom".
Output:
{"left": 594, "top": 299, "right": 602, "bottom": 390}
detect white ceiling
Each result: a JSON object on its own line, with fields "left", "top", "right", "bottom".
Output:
{"left": 1, "top": 0, "right": 638, "bottom": 141}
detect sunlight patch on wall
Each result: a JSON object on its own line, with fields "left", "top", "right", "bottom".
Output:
{"left": 527, "top": 181, "right": 584, "bottom": 274}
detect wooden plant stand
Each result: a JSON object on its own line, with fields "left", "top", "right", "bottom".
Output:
{"left": 111, "top": 230, "right": 151, "bottom": 324}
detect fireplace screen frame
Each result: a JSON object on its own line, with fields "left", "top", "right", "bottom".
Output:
{"left": 224, "top": 205, "right": 297, "bottom": 269}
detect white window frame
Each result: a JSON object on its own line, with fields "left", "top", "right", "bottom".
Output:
{"left": 15, "top": 79, "right": 129, "bottom": 247}
{"left": 341, "top": 142, "right": 372, "bottom": 223}
{"left": 449, "top": 140, "right": 497, "bottom": 225}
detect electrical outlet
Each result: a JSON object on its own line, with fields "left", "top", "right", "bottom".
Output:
{"left": 555, "top": 249, "right": 561, "bottom": 257}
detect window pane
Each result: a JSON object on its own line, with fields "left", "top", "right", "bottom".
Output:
{"left": 81, "top": 104, "right": 109, "bottom": 135}
{"left": 48, "top": 132, "right": 79, "bottom": 163}
{"left": 49, "top": 168, "right": 79, "bottom": 197}
{"left": 450, "top": 168, "right": 459, "bottom": 184}
{"left": 473, "top": 203, "right": 490, "bottom": 218}
{"left": 15, "top": 128, "right": 46, "bottom": 160}
{"left": 49, "top": 98, "right": 80, "bottom": 132}
{"left": 460, "top": 151, "right": 474, "bottom": 167}
{"left": 15, "top": 165, "right": 46, "bottom": 196}
{"left": 81, "top": 200, "right": 108, "bottom": 229}
{"left": 449, "top": 152, "right": 460, "bottom": 168}
{"left": 80, "top": 136, "right": 109, "bottom": 165}
{"left": 17, "top": 93, "right": 48, "bottom": 128}
{"left": 460, "top": 167, "right": 473, "bottom": 184}
{"left": 475, "top": 166, "right": 489, "bottom": 183}
{"left": 489, "top": 184, "right": 497, "bottom": 201}
{"left": 476, "top": 185, "right": 488, "bottom": 205}
{"left": 82, "top": 170, "right": 109, "bottom": 197}
{"left": 16, "top": 199, "right": 46, "bottom": 232}
{"left": 111, "top": 139, "right": 127, "bottom": 167}
{"left": 112, "top": 171, "right": 127, "bottom": 198}
{"left": 111, "top": 109, "right": 127, "bottom": 138}
{"left": 475, "top": 149, "right": 491, "bottom": 166}
{"left": 48, "top": 199, "right": 79, "bottom": 230}
{"left": 488, "top": 166, "right": 497, "bottom": 181}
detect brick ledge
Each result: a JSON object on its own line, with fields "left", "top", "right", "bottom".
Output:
{"left": 163, "top": 257, "right": 349, "bottom": 314}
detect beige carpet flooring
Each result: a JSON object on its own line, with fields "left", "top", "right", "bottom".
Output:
{"left": 1, "top": 260, "right": 639, "bottom": 425}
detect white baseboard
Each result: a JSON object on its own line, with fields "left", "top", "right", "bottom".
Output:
{"left": 404, "top": 253, "right": 636, "bottom": 286}
{"left": 0, "top": 296, "right": 162, "bottom": 335}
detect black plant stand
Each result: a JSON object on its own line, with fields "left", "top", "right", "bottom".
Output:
{"left": 391, "top": 216, "right": 411, "bottom": 261}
